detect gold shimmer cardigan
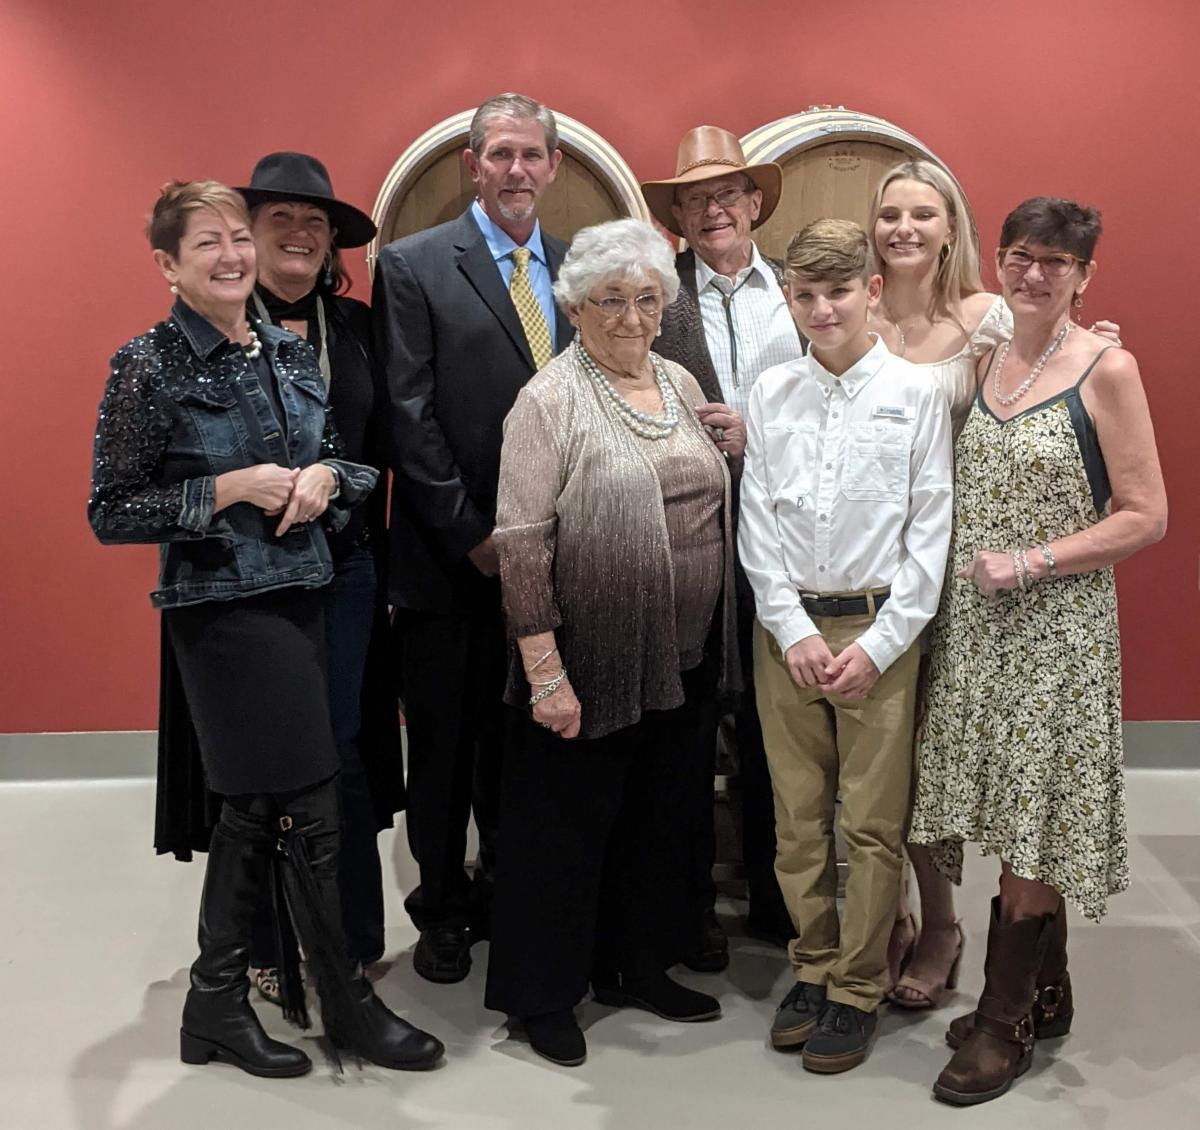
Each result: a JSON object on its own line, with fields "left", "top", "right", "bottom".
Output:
{"left": 495, "top": 347, "right": 741, "bottom": 740}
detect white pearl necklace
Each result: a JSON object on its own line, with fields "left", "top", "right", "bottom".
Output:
{"left": 992, "top": 321, "right": 1072, "bottom": 407}
{"left": 575, "top": 339, "right": 679, "bottom": 440}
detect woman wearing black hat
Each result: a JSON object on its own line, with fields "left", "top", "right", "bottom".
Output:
{"left": 237, "top": 152, "right": 402, "bottom": 997}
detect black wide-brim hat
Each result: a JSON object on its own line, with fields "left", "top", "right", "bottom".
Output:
{"left": 237, "top": 152, "right": 377, "bottom": 248}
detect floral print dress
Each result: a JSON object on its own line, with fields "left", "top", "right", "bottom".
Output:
{"left": 909, "top": 348, "right": 1127, "bottom": 920}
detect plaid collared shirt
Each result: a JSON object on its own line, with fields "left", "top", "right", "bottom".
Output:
{"left": 694, "top": 242, "right": 803, "bottom": 418}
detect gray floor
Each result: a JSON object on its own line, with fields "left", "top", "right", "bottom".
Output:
{"left": 3, "top": 770, "right": 1198, "bottom": 1129}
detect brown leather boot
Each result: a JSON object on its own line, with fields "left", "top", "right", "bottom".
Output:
{"left": 946, "top": 897, "right": 1073, "bottom": 1048}
{"left": 932, "top": 898, "right": 1051, "bottom": 1106}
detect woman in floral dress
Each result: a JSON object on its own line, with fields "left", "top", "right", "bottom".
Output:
{"left": 909, "top": 197, "right": 1167, "bottom": 1106}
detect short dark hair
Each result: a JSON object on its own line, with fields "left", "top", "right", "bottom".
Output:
{"left": 785, "top": 218, "right": 872, "bottom": 284}
{"left": 469, "top": 93, "right": 558, "bottom": 154}
{"left": 147, "top": 180, "right": 249, "bottom": 257}
{"left": 999, "top": 197, "right": 1102, "bottom": 262}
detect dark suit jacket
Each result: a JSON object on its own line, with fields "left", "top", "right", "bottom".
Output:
{"left": 373, "top": 209, "right": 570, "bottom": 613}
{"left": 656, "top": 247, "right": 803, "bottom": 406}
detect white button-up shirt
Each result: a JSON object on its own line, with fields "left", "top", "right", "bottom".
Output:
{"left": 738, "top": 335, "right": 952, "bottom": 674}
{"left": 695, "top": 243, "right": 803, "bottom": 419}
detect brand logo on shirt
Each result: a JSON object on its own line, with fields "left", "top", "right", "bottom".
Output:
{"left": 872, "top": 405, "right": 914, "bottom": 420}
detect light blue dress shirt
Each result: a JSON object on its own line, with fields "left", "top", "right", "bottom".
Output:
{"left": 471, "top": 199, "right": 557, "bottom": 348}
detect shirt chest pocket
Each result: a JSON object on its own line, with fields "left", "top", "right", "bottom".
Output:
{"left": 762, "top": 422, "right": 818, "bottom": 510}
{"left": 843, "top": 420, "right": 912, "bottom": 502}
{"left": 177, "top": 384, "right": 244, "bottom": 461}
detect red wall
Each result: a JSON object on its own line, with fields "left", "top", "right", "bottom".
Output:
{"left": 2, "top": 0, "right": 1196, "bottom": 730}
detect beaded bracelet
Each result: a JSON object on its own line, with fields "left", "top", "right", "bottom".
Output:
{"left": 1011, "top": 550, "right": 1027, "bottom": 590}
{"left": 530, "top": 669, "right": 568, "bottom": 705}
{"left": 1040, "top": 542, "right": 1057, "bottom": 579}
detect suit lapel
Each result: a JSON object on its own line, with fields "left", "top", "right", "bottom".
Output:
{"left": 544, "top": 233, "right": 574, "bottom": 353}
{"left": 453, "top": 212, "right": 536, "bottom": 370}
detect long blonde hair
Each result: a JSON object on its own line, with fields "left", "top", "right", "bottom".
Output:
{"left": 868, "top": 160, "right": 983, "bottom": 322}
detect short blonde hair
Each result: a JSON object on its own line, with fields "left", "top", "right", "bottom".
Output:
{"left": 147, "top": 180, "right": 250, "bottom": 257}
{"left": 785, "top": 218, "right": 871, "bottom": 283}
{"left": 868, "top": 160, "right": 983, "bottom": 319}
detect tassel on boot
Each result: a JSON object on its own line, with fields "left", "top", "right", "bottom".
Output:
{"left": 274, "top": 783, "right": 445, "bottom": 1071}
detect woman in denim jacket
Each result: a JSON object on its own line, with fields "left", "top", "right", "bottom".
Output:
{"left": 88, "top": 181, "right": 442, "bottom": 1079}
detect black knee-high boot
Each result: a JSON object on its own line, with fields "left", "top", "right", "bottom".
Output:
{"left": 275, "top": 779, "right": 445, "bottom": 1071}
{"left": 180, "top": 804, "right": 312, "bottom": 1077}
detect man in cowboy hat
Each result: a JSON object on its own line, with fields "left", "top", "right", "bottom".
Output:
{"left": 373, "top": 93, "right": 569, "bottom": 985}
{"left": 642, "top": 125, "right": 804, "bottom": 972}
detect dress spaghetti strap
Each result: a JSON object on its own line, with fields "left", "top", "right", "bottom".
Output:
{"left": 1074, "top": 345, "right": 1116, "bottom": 388}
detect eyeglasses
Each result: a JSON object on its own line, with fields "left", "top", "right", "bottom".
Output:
{"left": 676, "top": 185, "right": 751, "bottom": 214}
{"left": 1000, "top": 246, "right": 1086, "bottom": 278}
{"left": 587, "top": 293, "right": 663, "bottom": 319}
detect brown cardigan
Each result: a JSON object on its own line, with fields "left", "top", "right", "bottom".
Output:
{"left": 494, "top": 346, "right": 741, "bottom": 739}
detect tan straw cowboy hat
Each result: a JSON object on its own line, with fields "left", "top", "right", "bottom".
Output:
{"left": 641, "top": 125, "right": 782, "bottom": 238}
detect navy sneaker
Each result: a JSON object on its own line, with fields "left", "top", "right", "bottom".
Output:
{"left": 770, "top": 981, "right": 826, "bottom": 1049}
{"left": 802, "top": 1000, "right": 879, "bottom": 1073}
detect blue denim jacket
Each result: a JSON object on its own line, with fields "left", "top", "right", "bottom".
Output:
{"left": 89, "top": 299, "right": 379, "bottom": 608}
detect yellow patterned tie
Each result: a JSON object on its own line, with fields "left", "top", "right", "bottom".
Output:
{"left": 509, "top": 247, "right": 553, "bottom": 368}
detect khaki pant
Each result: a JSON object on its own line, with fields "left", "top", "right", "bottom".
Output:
{"left": 754, "top": 615, "right": 918, "bottom": 1012}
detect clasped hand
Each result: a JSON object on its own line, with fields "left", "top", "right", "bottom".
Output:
{"left": 783, "top": 636, "right": 880, "bottom": 700}
{"left": 238, "top": 462, "right": 337, "bottom": 536}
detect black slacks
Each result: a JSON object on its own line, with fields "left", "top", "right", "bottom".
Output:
{"left": 397, "top": 596, "right": 507, "bottom": 932}
{"left": 687, "top": 561, "right": 789, "bottom": 931}
{"left": 485, "top": 668, "right": 706, "bottom": 1019}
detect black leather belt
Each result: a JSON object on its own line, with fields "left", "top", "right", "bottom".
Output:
{"left": 800, "top": 590, "right": 890, "bottom": 617}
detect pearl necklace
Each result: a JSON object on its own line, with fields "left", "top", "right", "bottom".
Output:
{"left": 243, "top": 327, "right": 262, "bottom": 360}
{"left": 575, "top": 339, "right": 679, "bottom": 440}
{"left": 992, "top": 321, "right": 1072, "bottom": 407}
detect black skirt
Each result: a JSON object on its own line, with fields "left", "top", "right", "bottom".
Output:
{"left": 164, "top": 588, "right": 340, "bottom": 795}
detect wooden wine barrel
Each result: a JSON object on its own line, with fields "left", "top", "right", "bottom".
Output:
{"left": 368, "top": 110, "right": 647, "bottom": 273}
{"left": 740, "top": 106, "right": 973, "bottom": 260}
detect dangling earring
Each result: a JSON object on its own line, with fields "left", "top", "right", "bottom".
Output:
{"left": 1073, "top": 293, "right": 1084, "bottom": 308}
{"left": 170, "top": 284, "right": 178, "bottom": 294}
{"left": 655, "top": 325, "right": 663, "bottom": 337}
{"left": 322, "top": 253, "right": 334, "bottom": 289}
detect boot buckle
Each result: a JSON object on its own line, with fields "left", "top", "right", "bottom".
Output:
{"left": 278, "top": 815, "right": 293, "bottom": 832}
{"left": 1037, "top": 982, "right": 1064, "bottom": 1022}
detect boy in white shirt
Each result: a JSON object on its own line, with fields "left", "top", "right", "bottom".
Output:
{"left": 739, "top": 219, "right": 952, "bottom": 1073}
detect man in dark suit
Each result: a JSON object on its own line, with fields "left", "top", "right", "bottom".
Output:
{"left": 373, "top": 93, "right": 570, "bottom": 983}
{"left": 642, "top": 126, "right": 806, "bottom": 971}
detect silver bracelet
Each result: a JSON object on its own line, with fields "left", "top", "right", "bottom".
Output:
{"left": 530, "top": 669, "right": 568, "bottom": 705}
{"left": 527, "top": 645, "right": 558, "bottom": 671}
{"left": 1011, "top": 550, "right": 1026, "bottom": 590}
{"left": 528, "top": 667, "right": 565, "bottom": 687}
{"left": 1040, "top": 542, "right": 1057, "bottom": 579}
{"left": 1019, "top": 548, "right": 1034, "bottom": 589}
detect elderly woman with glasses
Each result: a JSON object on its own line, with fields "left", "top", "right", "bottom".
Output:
{"left": 483, "top": 218, "right": 743, "bottom": 1067}
{"left": 908, "top": 198, "right": 1166, "bottom": 1105}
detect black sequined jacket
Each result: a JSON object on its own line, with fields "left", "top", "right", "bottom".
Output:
{"left": 88, "top": 298, "right": 378, "bottom": 608}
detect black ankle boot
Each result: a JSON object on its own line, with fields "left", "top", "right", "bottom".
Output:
{"left": 276, "top": 780, "right": 445, "bottom": 1071}
{"left": 180, "top": 810, "right": 311, "bottom": 1078}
